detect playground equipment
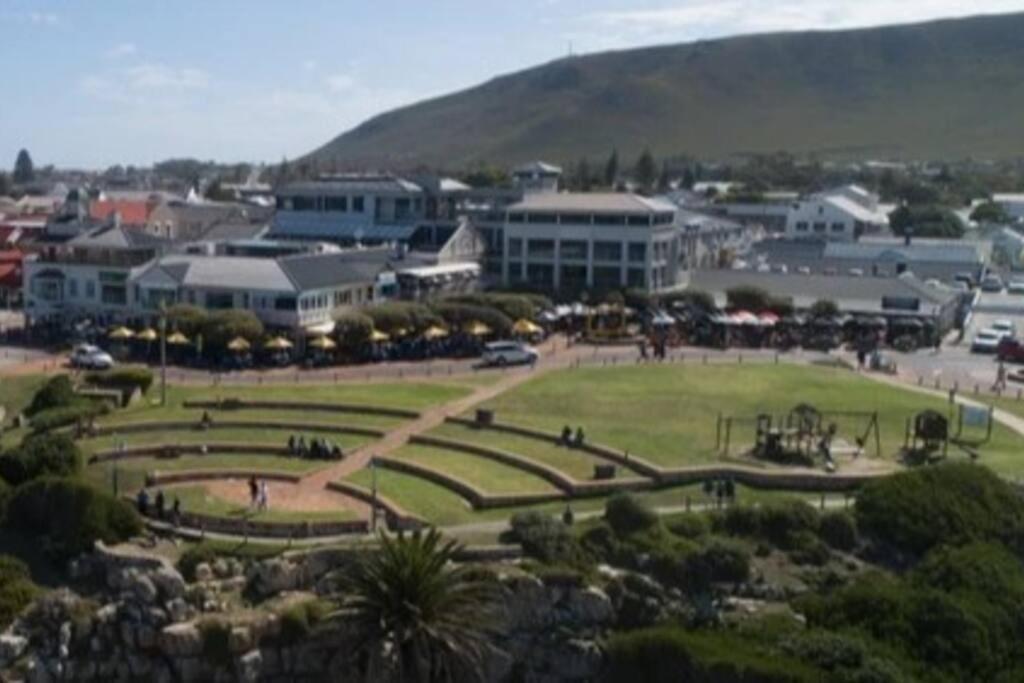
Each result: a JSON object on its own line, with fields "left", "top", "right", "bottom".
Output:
{"left": 718, "top": 403, "right": 881, "bottom": 465}
{"left": 904, "top": 403, "right": 993, "bottom": 462}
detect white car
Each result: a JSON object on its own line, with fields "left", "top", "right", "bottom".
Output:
{"left": 1008, "top": 280, "right": 1024, "bottom": 295}
{"left": 971, "top": 329, "right": 1004, "bottom": 354}
{"left": 70, "top": 344, "right": 115, "bottom": 370}
{"left": 482, "top": 341, "right": 538, "bottom": 367}
{"left": 991, "top": 319, "right": 1017, "bottom": 337}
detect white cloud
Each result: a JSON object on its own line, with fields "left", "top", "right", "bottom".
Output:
{"left": 29, "top": 11, "right": 58, "bottom": 25}
{"left": 325, "top": 73, "right": 356, "bottom": 92}
{"left": 106, "top": 42, "right": 137, "bottom": 59}
{"left": 303, "top": 59, "right": 318, "bottom": 71}
{"left": 579, "top": 0, "right": 1024, "bottom": 50}
{"left": 125, "top": 64, "right": 210, "bottom": 90}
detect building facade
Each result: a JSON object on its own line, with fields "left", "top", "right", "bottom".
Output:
{"left": 785, "top": 185, "right": 889, "bottom": 242}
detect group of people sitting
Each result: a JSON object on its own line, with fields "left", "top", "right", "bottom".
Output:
{"left": 559, "top": 425, "right": 587, "bottom": 448}
{"left": 287, "top": 435, "right": 345, "bottom": 460}
{"left": 136, "top": 487, "right": 181, "bottom": 525}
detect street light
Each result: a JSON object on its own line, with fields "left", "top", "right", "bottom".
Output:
{"left": 159, "top": 301, "right": 167, "bottom": 406}
{"left": 370, "top": 457, "right": 378, "bottom": 531}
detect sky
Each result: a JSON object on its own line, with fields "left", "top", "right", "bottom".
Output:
{"left": 2, "top": 0, "right": 1023, "bottom": 169}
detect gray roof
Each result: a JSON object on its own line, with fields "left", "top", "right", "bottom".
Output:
{"left": 278, "top": 249, "right": 390, "bottom": 290}
{"left": 508, "top": 192, "right": 676, "bottom": 214}
{"left": 270, "top": 212, "right": 419, "bottom": 241}
{"left": 280, "top": 175, "right": 422, "bottom": 196}
{"left": 199, "top": 221, "right": 269, "bottom": 242}
{"left": 153, "top": 255, "right": 295, "bottom": 291}
{"left": 68, "top": 224, "right": 168, "bottom": 250}
{"left": 823, "top": 239, "right": 984, "bottom": 265}
{"left": 514, "top": 161, "right": 563, "bottom": 176}
{"left": 690, "top": 269, "right": 957, "bottom": 314}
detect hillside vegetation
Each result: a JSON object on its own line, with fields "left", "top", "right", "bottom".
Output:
{"left": 308, "top": 12, "right": 1024, "bottom": 168}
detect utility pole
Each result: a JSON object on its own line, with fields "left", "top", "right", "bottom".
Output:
{"left": 370, "top": 457, "right": 378, "bottom": 531}
{"left": 159, "top": 301, "right": 168, "bottom": 406}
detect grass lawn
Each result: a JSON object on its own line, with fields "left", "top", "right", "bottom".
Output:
{"left": 84, "top": 453, "right": 324, "bottom": 494}
{"left": 79, "top": 427, "right": 370, "bottom": 455}
{"left": 165, "top": 485, "right": 358, "bottom": 523}
{"left": 0, "top": 374, "right": 48, "bottom": 421}
{"left": 429, "top": 422, "right": 608, "bottom": 481}
{"left": 392, "top": 444, "right": 560, "bottom": 495}
{"left": 475, "top": 364, "right": 1024, "bottom": 473}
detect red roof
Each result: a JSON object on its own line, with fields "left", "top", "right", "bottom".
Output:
{"left": 0, "top": 250, "right": 22, "bottom": 263}
{"left": 0, "top": 227, "right": 15, "bottom": 245}
{"left": 89, "top": 199, "right": 154, "bottom": 226}
{"left": 0, "top": 262, "right": 21, "bottom": 289}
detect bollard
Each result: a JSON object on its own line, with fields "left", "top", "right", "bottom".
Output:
{"left": 918, "top": 376, "right": 923, "bottom": 386}
{"left": 974, "top": 383, "right": 979, "bottom": 395}
{"left": 774, "top": 353, "right": 779, "bottom": 364}
{"left": 702, "top": 354, "right": 708, "bottom": 365}
{"left": 738, "top": 354, "right": 743, "bottom": 365}
{"left": 1017, "top": 389, "right": 1021, "bottom": 401}
{"left": 934, "top": 377, "right": 940, "bottom": 389}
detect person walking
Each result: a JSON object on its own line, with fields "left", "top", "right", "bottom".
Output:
{"left": 995, "top": 361, "right": 1008, "bottom": 392}
{"left": 248, "top": 476, "right": 259, "bottom": 509}
{"left": 171, "top": 496, "right": 181, "bottom": 528}
{"left": 258, "top": 480, "right": 269, "bottom": 511}
{"left": 155, "top": 489, "right": 166, "bottom": 520}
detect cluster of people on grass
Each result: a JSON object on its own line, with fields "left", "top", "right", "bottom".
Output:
{"left": 287, "top": 435, "right": 345, "bottom": 460}
{"left": 559, "top": 425, "right": 587, "bottom": 448}
{"left": 136, "top": 488, "right": 181, "bottom": 526}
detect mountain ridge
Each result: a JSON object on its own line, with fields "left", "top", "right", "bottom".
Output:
{"left": 307, "top": 12, "right": 1024, "bottom": 169}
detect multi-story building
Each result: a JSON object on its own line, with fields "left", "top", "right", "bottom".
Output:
{"left": 500, "top": 192, "right": 684, "bottom": 294}
{"left": 784, "top": 185, "right": 889, "bottom": 242}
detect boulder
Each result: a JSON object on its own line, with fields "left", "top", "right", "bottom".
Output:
{"left": 235, "top": 649, "right": 263, "bottom": 683}
{"left": 194, "top": 563, "right": 214, "bottom": 583}
{"left": 248, "top": 558, "right": 298, "bottom": 596}
{"left": 166, "top": 598, "right": 190, "bottom": 623}
{"left": 158, "top": 623, "right": 202, "bottom": 658}
{"left": 550, "top": 638, "right": 603, "bottom": 680}
{"left": 564, "top": 586, "right": 614, "bottom": 625}
{"left": 124, "top": 570, "right": 159, "bottom": 603}
{"left": 0, "top": 633, "right": 28, "bottom": 664}
{"left": 151, "top": 566, "right": 187, "bottom": 600}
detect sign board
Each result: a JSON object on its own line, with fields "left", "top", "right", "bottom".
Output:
{"left": 962, "top": 405, "right": 990, "bottom": 428}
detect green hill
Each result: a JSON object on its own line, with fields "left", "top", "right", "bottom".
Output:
{"left": 307, "top": 12, "right": 1024, "bottom": 169}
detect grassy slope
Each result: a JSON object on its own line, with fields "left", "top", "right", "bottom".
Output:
{"left": 474, "top": 364, "right": 1024, "bottom": 472}
{"left": 309, "top": 12, "right": 1024, "bottom": 166}
{"left": 393, "top": 444, "right": 560, "bottom": 495}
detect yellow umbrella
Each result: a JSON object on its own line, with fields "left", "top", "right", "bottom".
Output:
{"left": 422, "top": 325, "right": 449, "bottom": 340}
{"left": 227, "top": 336, "right": 251, "bottom": 352}
{"left": 264, "top": 336, "right": 293, "bottom": 351}
{"left": 392, "top": 328, "right": 409, "bottom": 338}
{"left": 108, "top": 326, "right": 135, "bottom": 340}
{"left": 369, "top": 330, "right": 390, "bottom": 343}
{"left": 309, "top": 336, "right": 337, "bottom": 350}
{"left": 136, "top": 328, "right": 158, "bottom": 342}
{"left": 166, "top": 331, "right": 190, "bottom": 345}
{"left": 512, "top": 319, "right": 543, "bottom": 335}
{"left": 465, "top": 321, "right": 492, "bottom": 337}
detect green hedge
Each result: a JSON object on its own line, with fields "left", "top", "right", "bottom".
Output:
{"left": 363, "top": 302, "right": 441, "bottom": 334}
{"left": 605, "top": 493, "right": 659, "bottom": 536}
{"left": 0, "top": 433, "right": 81, "bottom": 487}
{"left": 0, "top": 555, "right": 37, "bottom": 629}
{"left": 26, "top": 376, "right": 77, "bottom": 416}
{"left": 30, "top": 401, "right": 107, "bottom": 434}
{"left": 431, "top": 302, "right": 513, "bottom": 336}
{"left": 85, "top": 367, "right": 154, "bottom": 395}
{"left": 605, "top": 626, "right": 820, "bottom": 683}
{"left": 6, "top": 478, "right": 142, "bottom": 560}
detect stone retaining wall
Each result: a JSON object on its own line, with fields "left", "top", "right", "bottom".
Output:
{"left": 88, "top": 419, "right": 384, "bottom": 439}
{"left": 145, "top": 470, "right": 301, "bottom": 487}
{"left": 91, "top": 442, "right": 293, "bottom": 464}
{"left": 184, "top": 398, "right": 419, "bottom": 419}
{"left": 374, "top": 456, "right": 566, "bottom": 510}
{"left": 325, "top": 481, "right": 426, "bottom": 531}
{"left": 166, "top": 508, "right": 368, "bottom": 538}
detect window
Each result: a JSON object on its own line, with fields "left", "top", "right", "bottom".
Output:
{"left": 325, "top": 196, "right": 348, "bottom": 212}
{"left": 628, "top": 242, "right": 647, "bottom": 263}
{"left": 292, "top": 196, "right": 315, "bottom": 211}
{"left": 628, "top": 215, "right": 650, "bottom": 227}
{"left": 813, "top": 222, "right": 827, "bottom": 233}
{"left": 831, "top": 222, "right": 845, "bottom": 233}
{"left": 86, "top": 281, "right": 95, "bottom": 299}
{"left": 527, "top": 239, "right": 555, "bottom": 259}
{"left": 594, "top": 214, "right": 627, "bottom": 226}
{"left": 68, "top": 279, "right": 78, "bottom": 298}
{"left": 526, "top": 263, "right": 554, "bottom": 286}
{"left": 395, "top": 198, "right": 412, "bottom": 219}
{"left": 352, "top": 196, "right": 365, "bottom": 212}
{"left": 242, "top": 293, "right": 250, "bottom": 308}
{"left": 560, "top": 240, "right": 588, "bottom": 260}
{"left": 627, "top": 268, "right": 646, "bottom": 288}
{"left": 508, "top": 238, "right": 523, "bottom": 257}
{"left": 100, "top": 285, "right": 127, "bottom": 306}
{"left": 559, "top": 213, "right": 591, "bottom": 225}
{"left": 593, "top": 241, "right": 623, "bottom": 262}
{"left": 795, "top": 221, "right": 809, "bottom": 232}
{"left": 560, "top": 265, "right": 587, "bottom": 292}
{"left": 206, "top": 292, "right": 234, "bottom": 309}
{"left": 508, "top": 213, "right": 525, "bottom": 224}
{"left": 593, "top": 266, "right": 622, "bottom": 290}
{"left": 275, "top": 297, "right": 297, "bottom": 311}
{"left": 507, "top": 261, "right": 524, "bottom": 282}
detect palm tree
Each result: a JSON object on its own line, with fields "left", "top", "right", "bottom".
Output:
{"left": 337, "top": 529, "right": 501, "bottom": 683}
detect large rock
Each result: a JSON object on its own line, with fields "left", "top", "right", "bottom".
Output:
{"left": 158, "top": 623, "right": 202, "bottom": 658}
{"left": 550, "top": 638, "right": 604, "bottom": 680}
{"left": 564, "top": 586, "right": 614, "bottom": 625}
{"left": 0, "top": 633, "right": 28, "bottom": 664}
{"left": 235, "top": 649, "right": 263, "bottom": 683}
{"left": 123, "top": 569, "right": 158, "bottom": 603}
{"left": 248, "top": 558, "right": 299, "bottom": 596}
{"left": 194, "top": 563, "right": 214, "bottom": 583}
{"left": 151, "top": 566, "right": 187, "bottom": 600}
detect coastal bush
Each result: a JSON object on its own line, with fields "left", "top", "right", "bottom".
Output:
{"left": 6, "top": 478, "right": 141, "bottom": 560}
{"left": 199, "top": 619, "right": 232, "bottom": 668}
{"left": 166, "top": 304, "right": 207, "bottom": 337}
{"left": 505, "top": 511, "right": 589, "bottom": 568}
{"left": 666, "top": 513, "right": 710, "bottom": 540}
{"left": 0, "top": 433, "right": 81, "bottom": 486}
{"left": 362, "top": 302, "right": 441, "bottom": 334}
{"left": 819, "top": 511, "right": 858, "bottom": 551}
{"left": 0, "top": 555, "right": 37, "bottom": 629}
{"left": 84, "top": 367, "right": 154, "bottom": 394}
{"left": 29, "top": 401, "right": 107, "bottom": 434}
{"left": 26, "top": 375, "right": 77, "bottom": 416}
{"left": 177, "top": 544, "right": 219, "bottom": 582}
{"left": 605, "top": 493, "right": 658, "bottom": 536}
{"left": 278, "top": 599, "right": 330, "bottom": 645}
{"left": 431, "top": 302, "right": 513, "bottom": 336}
{"left": 333, "top": 312, "right": 374, "bottom": 350}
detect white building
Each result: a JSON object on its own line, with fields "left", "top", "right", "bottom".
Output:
{"left": 501, "top": 193, "right": 684, "bottom": 293}
{"left": 993, "top": 194, "right": 1024, "bottom": 221}
{"left": 512, "top": 161, "right": 562, "bottom": 195}
{"left": 785, "top": 185, "right": 889, "bottom": 242}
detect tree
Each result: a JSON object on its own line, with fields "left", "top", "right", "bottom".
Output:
{"left": 204, "top": 180, "right": 236, "bottom": 202}
{"left": 604, "top": 149, "right": 619, "bottom": 187}
{"left": 681, "top": 167, "right": 696, "bottom": 190}
{"left": 634, "top": 149, "right": 657, "bottom": 193}
{"left": 726, "top": 286, "right": 772, "bottom": 312}
{"left": 0, "top": 172, "right": 10, "bottom": 196}
{"left": 970, "top": 201, "right": 1011, "bottom": 225}
{"left": 337, "top": 530, "right": 499, "bottom": 682}
{"left": 201, "top": 310, "right": 264, "bottom": 352}
{"left": 166, "top": 304, "right": 208, "bottom": 337}
{"left": 889, "top": 205, "right": 964, "bottom": 239}
{"left": 572, "top": 158, "right": 594, "bottom": 192}
{"left": 13, "top": 149, "right": 34, "bottom": 184}
{"left": 809, "top": 299, "right": 839, "bottom": 320}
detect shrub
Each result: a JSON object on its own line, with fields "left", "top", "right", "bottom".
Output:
{"left": 201, "top": 310, "right": 264, "bottom": 351}
{"left": 0, "top": 480, "right": 9, "bottom": 524}
{"left": 787, "top": 530, "right": 832, "bottom": 566}
{"left": 605, "top": 493, "right": 658, "bottom": 536}
{"left": 667, "top": 513, "right": 710, "bottom": 540}
{"left": 505, "top": 511, "right": 589, "bottom": 568}
{"left": 363, "top": 302, "right": 441, "bottom": 334}
{"left": 6, "top": 478, "right": 142, "bottom": 560}
{"left": 759, "top": 500, "right": 820, "bottom": 549}
{"left": 166, "top": 304, "right": 208, "bottom": 337}
{"left": 431, "top": 302, "right": 513, "bottom": 336}
{"left": 26, "top": 376, "right": 76, "bottom": 416}
{"left": 333, "top": 312, "right": 374, "bottom": 351}
{"left": 855, "top": 464, "right": 1024, "bottom": 558}
{"left": 29, "top": 401, "right": 107, "bottom": 434}
{"left": 178, "top": 544, "right": 219, "bottom": 582}
{"left": 819, "top": 511, "right": 858, "bottom": 552}
{"left": 605, "top": 626, "right": 820, "bottom": 683}
{"left": 85, "top": 367, "right": 154, "bottom": 395}
{"left": 698, "top": 538, "right": 751, "bottom": 583}
{"left": 717, "top": 505, "right": 762, "bottom": 537}
{"left": 0, "top": 555, "right": 37, "bottom": 628}
{"left": 199, "top": 619, "right": 232, "bottom": 668}
{"left": 445, "top": 292, "right": 539, "bottom": 321}
{"left": 278, "top": 599, "right": 330, "bottom": 645}
{"left": 0, "top": 433, "right": 81, "bottom": 486}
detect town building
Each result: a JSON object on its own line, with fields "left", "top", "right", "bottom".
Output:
{"left": 500, "top": 192, "right": 684, "bottom": 293}
{"left": 512, "top": 161, "right": 562, "bottom": 195}
{"left": 784, "top": 185, "right": 889, "bottom": 241}
{"left": 993, "top": 194, "right": 1024, "bottom": 221}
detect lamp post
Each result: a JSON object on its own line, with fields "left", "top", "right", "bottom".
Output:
{"left": 159, "top": 301, "right": 167, "bottom": 406}
{"left": 370, "top": 457, "right": 378, "bottom": 531}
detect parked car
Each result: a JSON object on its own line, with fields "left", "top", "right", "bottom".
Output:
{"left": 481, "top": 341, "right": 538, "bottom": 366}
{"left": 992, "top": 319, "right": 1017, "bottom": 337}
{"left": 69, "top": 344, "right": 114, "bottom": 369}
{"left": 998, "top": 337, "right": 1024, "bottom": 363}
{"left": 1008, "top": 279, "right": 1024, "bottom": 295}
{"left": 971, "top": 328, "right": 1004, "bottom": 353}
{"left": 954, "top": 273, "right": 976, "bottom": 289}
{"left": 981, "top": 274, "right": 1005, "bottom": 292}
